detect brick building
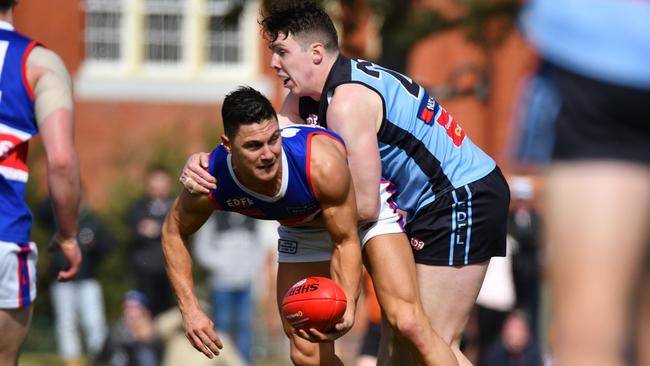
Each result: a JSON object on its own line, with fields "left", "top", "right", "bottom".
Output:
{"left": 14, "top": 0, "right": 536, "bottom": 208}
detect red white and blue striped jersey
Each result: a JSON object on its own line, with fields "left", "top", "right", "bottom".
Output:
{"left": 207, "top": 125, "right": 344, "bottom": 225}
{"left": 0, "top": 24, "right": 39, "bottom": 243}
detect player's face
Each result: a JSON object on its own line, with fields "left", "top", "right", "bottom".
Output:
{"left": 269, "top": 33, "right": 316, "bottom": 97}
{"left": 229, "top": 119, "right": 282, "bottom": 183}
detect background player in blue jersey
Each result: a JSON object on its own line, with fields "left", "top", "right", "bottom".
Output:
{"left": 183, "top": 2, "right": 509, "bottom": 364}
{"left": 162, "top": 87, "right": 364, "bottom": 364}
{"left": 0, "top": 0, "right": 81, "bottom": 364}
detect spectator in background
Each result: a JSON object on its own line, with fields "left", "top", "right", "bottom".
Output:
{"left": 520, "top": 1, "right": 650, "bottom": 365}
{"left": 482, "top": 310, "right": 543, "bottom": 366}
{"left": 126, "top": 167, "right": 175, "bottom": 316}
{"left": 37, "top": 195, "right": 112, "bottom": 366}
{"left": 507, "top": 176, "right": 542, "bottom": 335}
{"left": 94, "top": 290, "right": 164, "bottom": 366}
{"left": 192, "top": 212, "right": 269, "bottom": 365}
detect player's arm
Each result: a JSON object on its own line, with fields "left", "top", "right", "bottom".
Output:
{"left": 303, "top": 135, "right": 363, "bottom": 342}
{"left": 327, "top": 84, "right": 383, "bottom": 223}
{"left": 161, "top": 190, "right": 223, "bottom": 358}
{"left": 277, "top": 91, "right": 304, "bottom": 126}
{"left": 27, "top": 46, "right": 81, "bottom": 281}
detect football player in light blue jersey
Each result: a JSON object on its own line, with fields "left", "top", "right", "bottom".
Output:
{"left": 256, "top": 4, "right": 510, "bottom": 365}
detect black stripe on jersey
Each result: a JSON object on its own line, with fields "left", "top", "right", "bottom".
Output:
{"left": 378, "top": 120, "right": 453, "bottom": 194}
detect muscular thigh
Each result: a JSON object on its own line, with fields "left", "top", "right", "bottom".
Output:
{"left": 0, "top": 307, "right": 32, "bottom": 357}
{"left": 363, "top": 233, "right": 420, "bottom": 310}
{"left": 417, "top": 262, "right": 488, "bottom": 344}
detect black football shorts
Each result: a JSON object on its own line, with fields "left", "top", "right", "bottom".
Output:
{"left": 405, "top": 167, "right": 510, "bottom": 266}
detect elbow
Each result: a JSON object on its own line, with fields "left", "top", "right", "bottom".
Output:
{"left": 356, "top": 201, "right": 380, "bottom": 224}
{"left": 47, "top": 152, "right": 78, "bottom": 173}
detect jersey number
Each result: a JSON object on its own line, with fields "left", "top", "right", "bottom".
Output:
{"left": 356, "top": 60, "right": 420, "bottom": 99}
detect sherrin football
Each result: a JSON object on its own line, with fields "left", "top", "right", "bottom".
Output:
{"left": 282, "top": 276, "right": 347, "bottom": 332}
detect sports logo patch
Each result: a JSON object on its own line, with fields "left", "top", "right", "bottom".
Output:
{"left": 278, "top": 239, "right": 298, "bottom": 254}
{"left": 410, "top": 237, "right": 424, "bottom": 251}
{"left": 306, "top": 114, "right": 319, "bottom": 126}
{"left": 436, "top": 108, "right": 466, "bottom": 148}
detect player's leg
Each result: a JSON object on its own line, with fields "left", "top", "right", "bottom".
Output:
{"left": 417, "top": 262, "right": 488, "bottom": 365}
{"left": 0, "top": 306, "right": 32, "bottom": 365}
{"left": 638, "top": 270, "right": 650, "bottom": 366}
{"left": 51, "top": 281, "right": 82, "bottom": 361}
{"left": 364, "top": 233, "right": 458, "bottom": 366}
{"left": 277, "top": 261, "right": 342, "bottom": 366}
{"left": 408, "top": 168, "right": 509, "bottom": 365}
{"left": 545, "top": 162, "right": 650, "bottom": 366}
{"left": 78, "top": 279, "right": 108, "bottom": 357}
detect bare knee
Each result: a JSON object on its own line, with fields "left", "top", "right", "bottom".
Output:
{"left": 286, "top": 331, "right": 335, "bottom": 366}
{"left": 384, "top": 302, "right": 428, "bottom": 343}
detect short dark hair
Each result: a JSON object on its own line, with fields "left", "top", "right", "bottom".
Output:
{"left": 261, "top": 1, "right": 339, "bottom": 52}
{"left": 0, "top": 0, "right": 16, "bottom": 12}
{"left": 221, "top": 86, "right": 277, "bottom": 138}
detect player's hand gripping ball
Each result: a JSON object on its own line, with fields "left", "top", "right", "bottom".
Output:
{"left": 282, "top": 276, "right": 347, "bottom": 332}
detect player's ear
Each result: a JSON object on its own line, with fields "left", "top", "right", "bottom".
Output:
{"left": 222, "top": 135, "right": 231, "bottom": 153}
{"left": 311, "top": 42, "right": 324, "bottom": 65}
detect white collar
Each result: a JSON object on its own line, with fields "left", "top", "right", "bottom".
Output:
{"left": 226, "top": 147, "right": 289, "bottom": 202}
{"left": 0, "top": 21, "right": 14, "bottom": 31}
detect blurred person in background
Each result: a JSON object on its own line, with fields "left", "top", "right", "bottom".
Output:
{"left": 94, "top": 290, "right": 164, "bottom": 366}
{"left": 126, "top": 166, "right": 175, "bottom": 316}
{"left": 520, "top": 1, "right": 650, "bottom": 365}
{"left": 482, "top": 310, "right": 543, "bottom": 366}
{"left": 507, "top": 177, "right": 542, "bottom": 335}
{"left": 37, "top": 194, "right": 112, "bottom": 366}
{"left": 0, "top": 0, "right": 81, "bottom": 364}
{"left": 473, "top": 234, "right": 517, "bottom": 365}
{"left": 192, "top": 211, "right": 269, "bottom": 364}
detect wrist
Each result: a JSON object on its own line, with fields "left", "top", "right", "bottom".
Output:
{"left": 55, "top": 233, "right": 78, "bottom": 248}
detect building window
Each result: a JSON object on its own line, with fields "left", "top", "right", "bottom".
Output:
{"left": 77, "top": 0, "right": 268, "bottom": 102}
{"left": 206, "top": 0, "right": 242, "bottom": 64}
{"left": 84, "top": 0, "right": 122, "bottom": 60}
{"left": 144, "top": 0, "right": 184, "bottom": 63}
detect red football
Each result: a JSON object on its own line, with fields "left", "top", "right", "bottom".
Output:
{"left": 282, "top": 276, "right": 347, "bottom": 332}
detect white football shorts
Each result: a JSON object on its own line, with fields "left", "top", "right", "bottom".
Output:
{"left": 0, "top": 241, "right": 38, "bottom": 309}
{"left": 277, "top": 181, "right": 405, "bottom": 263}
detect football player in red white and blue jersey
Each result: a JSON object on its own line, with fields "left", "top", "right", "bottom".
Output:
{"left": 0, "top": 0, "right": 81, "bottom": 364}
{"left": 162, "top": 86, "right": 363, "bottom": 362}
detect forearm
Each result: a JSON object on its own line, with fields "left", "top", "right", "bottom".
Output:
{"left": 47, "top": 151, "right": 80, "bottom": 238}
{"left": 329, "top": 238, "right": 362, "bottom": 309}
{"left": 162, "top": 223, "right": 201, "bottom": 313}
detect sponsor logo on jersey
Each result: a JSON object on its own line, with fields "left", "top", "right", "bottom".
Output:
{"left": 436, "top": 108, "right": 466, "bottom": 148}
{"left": 410, "top": 237, "right": 425, "bottom": 251}
{"left": 417, "top": 93, "right": 466, "bottom": 147}
{"left": 226, "top": 197, "right": 254, "bottom": 208}
{"left": 418, "top": 95, "right": 439, "bottom": 124}
{"left": 306, "top": 114, "right": 319, "bottom": 126}
{"left": 278, "top": 239, "right": 298, "bottom": 254}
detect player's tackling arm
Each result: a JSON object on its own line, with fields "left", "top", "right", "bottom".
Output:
{"left": 27, "top": 46, "right": 81, "bottom": 281}
{"left": 162, "top": 190, "right": 222, "bottom": 358}
{"left": 327, "top": 84, "right": 383, "bottom": 223}
{"left": 308, "top": 135, "right": 362, "bottom": 341}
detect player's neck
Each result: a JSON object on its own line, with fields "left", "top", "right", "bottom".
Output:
{"left": 235, "top": 160, "right": 283, "bottom": 197}
{"left": 311, "top": 51, "right": 339, "bottom": 101}
{"left": 0, "top": 11, "right": 13, "bottom": 24}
